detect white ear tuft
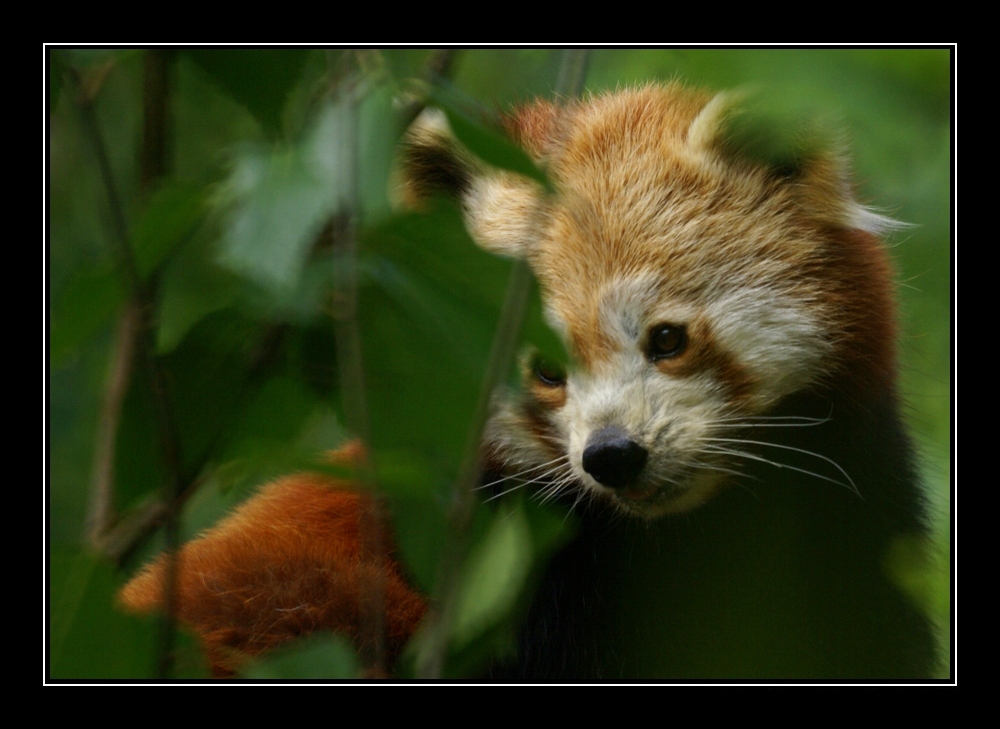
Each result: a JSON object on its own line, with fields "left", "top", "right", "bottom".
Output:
{"left": 847, "top": 203, "right": 913, "bottom": 236}
{"left": 687, "top": 90, "right": 745, "bottom": 151}
{"left": 464, "top": 174, "right": 545, "bottom": 260}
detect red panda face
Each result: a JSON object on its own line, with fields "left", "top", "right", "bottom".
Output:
{"left": 486, "top": 232, "right": 835, "bottom": 517}
{"left": 415, "top": 84, "right": 900, "bottom": 518}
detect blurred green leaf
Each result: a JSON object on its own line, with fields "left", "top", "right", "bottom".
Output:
{"left": 113, "top": 361, "right": 170, "bottom": 508}
{"left": 431, "top": 89, "right": 552, "bottom": 192}
{"left": 213, "top": 375, "right": 323, "bottom": 491}
{"left": 156, "top": 236, "right": 242, "bottom": 353}
{"left": 50, "top": 547, "right": 157, "bottom": 679}
{"left": 451, "top": 502, "right": 533, "bottom": 649}
{"left": 885, "top": 533, "right": 945, "bottom": 618}
{"left": 365, "top": 453, "right": 449, "bottom": 603}
{"left": 388, "top": 494, "right": 451, "bottom": 595}
{"left": 241, "top": 633, "right": 360, "bottom": 679}
{"left": 358, "top": 81, "right": 403, "bottom": 226}
{"left": 521, "top": 276, "right": 569, "bottom": 371}
{"left": 216, "top": 140, "right": 336, "bottom": 294}
{"left": 216, "top": 90, "right": 377, "bottom": 295}
{"left": 358, "top": 200, "right": 567, "bottom": 618}
{"left": 165, "top": 312, "right": 279, "bottom": 474}
{"left": 50, "top": 265, "right": 125, "bottom": 366}
{"left": 184, "top": 49, "right": 311, "bottom": 136}
{"left": 131, "top": 180, "right": 207, "bottom": 279}
{"left": 357, "top": 203, "right": 507, "bottom": 467}
{"left": 114, "top": 310, "right": 280, "bottom": 504}
{"left": 374, "top": 450, "right": 441, "bottom": 500}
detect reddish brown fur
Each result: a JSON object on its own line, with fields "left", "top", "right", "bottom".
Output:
{"left": 812, "top": 226, "right": 900, "bottom": 402}
{"left": 503, "top": 100, "right": 560, "bottom": 159}
{"left": 118, "top": 467, "right": 425, "bottom": 677}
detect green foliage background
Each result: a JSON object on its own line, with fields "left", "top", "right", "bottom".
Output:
{"left": 47, "top": 48, "right": 952, "bottom": 680}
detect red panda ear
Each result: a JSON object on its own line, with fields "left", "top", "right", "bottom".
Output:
{"left": 398, "top": 109, "right": 476, "bottom": 206}
{"left": 695, "top": 92, "right": 905, "bottom": 237}
{"left": 400, "top": 108, "right": 548, "bottom": 261}
{"left": 686, "top": 90, "right": 745, "bottom": 152}
{"left": 461, "top": 172, "right": 547, "bottom": 260}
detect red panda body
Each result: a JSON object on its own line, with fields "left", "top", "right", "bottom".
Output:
{"left": 120, "top": 84, "right": 936, "bottom": 679}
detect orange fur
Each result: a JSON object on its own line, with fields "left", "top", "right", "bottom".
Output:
{"left": 118, "top": 467, "right": 425, "bottom": 677}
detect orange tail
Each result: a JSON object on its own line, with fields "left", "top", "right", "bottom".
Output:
{"left": 118, "top": 465, "right": 426, "bottom": 677}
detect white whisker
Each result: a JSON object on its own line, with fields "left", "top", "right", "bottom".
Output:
{"left": 705, "top": 414, "right": 832, "bottom": 428}
{"left": 484, "top": 458, "right": 575, "bottom": 504}
{"left": 701, "top": 444, "right": 859, "bottom": 497}
{"left": 476, "top": 455, "right": 571, "bottom": 492}
{"left": 704, "top": 437, "right": 857, "bottom": 495}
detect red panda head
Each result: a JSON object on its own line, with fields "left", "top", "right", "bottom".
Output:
{"left": 407, "top": 84, "right": 902, "bottom": 518}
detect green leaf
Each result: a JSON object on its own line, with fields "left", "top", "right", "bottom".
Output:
{"left": 216, "top": 95, "right": 355, "bottom": 294}
{"left": 49, "top": 265, "right": 125, "bottom": 366}
{"left": 451, "top": 502, "right": 533, "bottom": 649}
{"left": 113, "top": 362, "right": 170, "bottom": 507}
{"left": 374, "top": 450, "right": 441, "bottom": 500}
{"left": 358, "top": 203, "right": 511, "bottom": 464}
{"left": 49, "top": 547, "right": 158, "bottom": 679}
{"left": 389, "top": 495, "right": 452, "bottom": 595}
{"left": 131, "top": 180, "right": 207, "bottom": 279}
{"left": 155, "top": 241, "right": 242, "bottom": 353}
{"left": 358, "top": 81, "right": 404, "bottom": 227}
{"left": 184, "top": 49, "right": 311, "bottom": 136}
{"left": 241, "top": 633, "right": 360, "bottom": 679}
{"left": 521, "top": 275, "right": 569, "bottom": 371}
{"left": 425, "top": 495, "right": 573, "bottom": 677}
{"left": 217, "top": 142, "right": 336, "bottom": 293}
{"left": 149, "top": 311, "right": 279, "bottom": 486}
{"left": 213, "top": 376, "right": 323, "bottom": 491}
{"left": 430, "top": 88, "right": 552, "bottom": 192}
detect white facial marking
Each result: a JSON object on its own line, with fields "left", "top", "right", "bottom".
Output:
{"left": 705, "top": 287, "right": 829, "bottom": 409}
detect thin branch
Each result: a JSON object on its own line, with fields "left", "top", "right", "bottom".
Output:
{"left": 86, "top": 302, "right": 140, "bottom": 548}
{"left": 327, "top": 67, "right": 386, "bottom": 677}
{"left": 67, "top": 51, "right": 183, "bottom": 678}
{"left": 93, "top": 494, "right": 172, "bottom": 567}
{"left": 136, "top": 47, "right": 184, "bottom": 681}
{"left": 416, "top": 49, "right": 591, "bottom": 679}
{"left": 67, "top": 65, "right": 142, "bottom": 297}
{"left": 71, "top": 58, "right": 144, "bottom": 550}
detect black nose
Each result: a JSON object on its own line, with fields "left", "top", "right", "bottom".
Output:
{"left": 582, "top": 427, "right": 648, "bottom": 489}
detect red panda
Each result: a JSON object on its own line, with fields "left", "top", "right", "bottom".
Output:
{"left": 120, "top": 83, "right": 936, "bottom": 679}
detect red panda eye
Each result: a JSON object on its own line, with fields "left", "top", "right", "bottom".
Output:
{"left": 648, "top": 324, "right": 687, "bottom": 360}
{"left": 533, "top": 357, "right": 567, "bottom": 387}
